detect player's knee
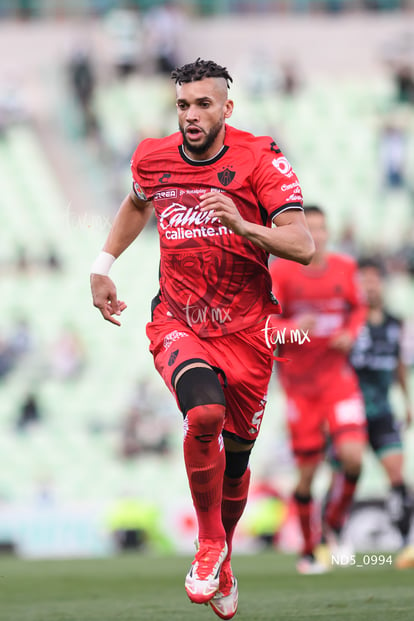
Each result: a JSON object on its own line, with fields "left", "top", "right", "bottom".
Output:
{"left": 186, "top": 404, "right": 225, "bottom": 442}
{"left": 341, "top": 458, "right": 362, "bottom": 479}
{"left": 296, "top": 460, "right": 319, "bottom": 493}
{"left": 337, "top": 441, "right": 364, "bottom": 477}
{"left": 225, "top": 448, "right": 252, "bottom": 479}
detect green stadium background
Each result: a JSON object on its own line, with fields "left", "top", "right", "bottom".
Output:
{"left": 0, "top": 1, "right": 413, "bottom": 558}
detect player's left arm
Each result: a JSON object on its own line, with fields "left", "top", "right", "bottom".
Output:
{"left": 396, "top": 331, "right": 412, "bottom": 427}
{"left": 199, "top": 193, "right": 314, "bottom": 264}
{"left": 329, "top": 261, "right": 368, "bottom": 353}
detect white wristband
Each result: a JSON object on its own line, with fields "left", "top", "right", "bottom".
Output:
{"left": 91, "top": 251, "right": 116, "bottom": 276}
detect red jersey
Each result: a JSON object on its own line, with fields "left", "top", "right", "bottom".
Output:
{"left": 269, "top": 253, "right": 367, "bottom": 397}
{"left": 130, "top": 124, "right": 303, "bottom": 337}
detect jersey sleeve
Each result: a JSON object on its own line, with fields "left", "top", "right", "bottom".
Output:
{"left": 130, "top": 139, "right": 152, "bottom": 201}
{"left": 251, "top": 138, "right": 303, "bottom": 221}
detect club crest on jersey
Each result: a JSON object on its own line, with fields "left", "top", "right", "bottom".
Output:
{"left": 217, "top": 168, "right": 235, "bottom": 187}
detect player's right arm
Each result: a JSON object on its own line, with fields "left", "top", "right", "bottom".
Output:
{"left": 103, "top": 191, "right": 153, "bottom": 257}
{"left": 90, "top": 190, "right": 153, "bottom": 326}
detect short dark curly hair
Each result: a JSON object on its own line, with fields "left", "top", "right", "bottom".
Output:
{"left": 171, "top": 58, "right": 233, "bottom": 88}
{"left": 357, "top": 256, "right": 386, "bottom": 276}
{"left": 303, "top": 205, "right": 325, "bottom": 217}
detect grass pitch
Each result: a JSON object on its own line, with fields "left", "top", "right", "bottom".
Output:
{"left": 0, "top": 551, "right": 412, "bottom": 621}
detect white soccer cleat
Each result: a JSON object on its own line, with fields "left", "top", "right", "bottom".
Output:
{"left": 296, "top": 553, "right": 329, "bottom": 575}
{"left": 185, "top": 540, "right": 228, "bottom": 604}
{"left": 209, "top": 560, "right": 239, "bottom": 619}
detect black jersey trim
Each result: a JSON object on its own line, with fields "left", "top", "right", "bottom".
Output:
{"left": 258, "top": 201, "right": 269, "bottom": 226}
{"left": 270, "top": 202, "right": 303, "bottom": 221}
{"left": 150, "top": 291, "right": 162, "bottom": 320}
{"left": 178, "top": 144, "right": 229, "bottom": 166}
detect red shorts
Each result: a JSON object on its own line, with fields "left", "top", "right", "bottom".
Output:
{"left": 146, "top": 300, "right": 274, "bottom": 442}
{"left": 285, "top": 380, "right": 367, "bottom": 465}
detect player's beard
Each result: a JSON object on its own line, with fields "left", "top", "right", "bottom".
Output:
{"left": 180, "top": 119, "right": 224, "bottom": 157}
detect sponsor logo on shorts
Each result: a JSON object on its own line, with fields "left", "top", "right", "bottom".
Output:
{"left": 168, "top": 349, "right": 179, "bottom": 366}
{"left": 163, "top": 330, "right": 189, "bottom": 351}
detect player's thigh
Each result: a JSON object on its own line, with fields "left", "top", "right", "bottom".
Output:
{"left": 218, "top": 320, "right": 273, "bottom": 442}
{"left": 285, "top": 394, "right": 326, "bottom": 464}
{"left": 146, "top": 302, "right": 216, "bottom": 397}
{"left": 327, "top": 388, "right": 367, "bottom": 462}
{"left": 367, "top": 412, "right": 403, "bottom": 456}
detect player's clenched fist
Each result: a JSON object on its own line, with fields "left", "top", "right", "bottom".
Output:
{"left": 199, "top": 191, "right": 247, "bottom": 236}
{"left": 90, "top": 273, "right": 127, "bottom": 326}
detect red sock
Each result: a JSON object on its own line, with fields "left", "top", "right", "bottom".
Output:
{"left": 324, "top": 471, "right": 359, "bottom": 533}
{"left": 294, "top": 492, "right": 314, "bottom": 556}
{"left": 221, "top": 468, "right": 251, "bottom": 561}
{"left": 183, "top": 404, "right": 226, "bottom": 543}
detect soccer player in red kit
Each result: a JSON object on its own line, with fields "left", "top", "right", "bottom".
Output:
{"left": 269, "top": 205, "right": 367, "bottom": 574}
{"left": 90, "top": 58, "right": 314, "bottom": 617}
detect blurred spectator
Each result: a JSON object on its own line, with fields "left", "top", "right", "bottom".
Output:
{"left": 67, "top": 44, "right": 98, "bottom": 136}
{"left": 15, "top": 246, "right": 30, "bottom": 273}
{"left": 0, "top": 335, "right": 15, "bottom": 379}
{"left": 50, "top": 327, "right": 85, "bottom": 380}
{"left": 379, "top": 121, "right": 407, "bottom": 189}
{"left": 119, "top": 380, "right": 171, "bottom": 458}
{"left": 104, "top": 7, "right": 143, "bottom": 77}
{"left": 244, "top": 49, "right": 279, "bottom": 99}
{"left": 0, "top": 78, "right": 28, "bottom": 129}
{"left": 9, "top": 318, "right": 33, "bottom": 358}
{"left": 279, "top": 60, "right": 301, "bottom": 97}
{"left": 143, "top": 1, "right": 184, "bottom": 75}
{"left": 393, "top": 64, "right": 414, "bottom": 104}
{"left": 44, "top": 247, "right": 63, "bottom": 271}
{"left": 337, "top": 223, "right": 358, "bottom": 257}
{"left": 0, "top": 321, "right": 34, "bottom": 379}
{"left": 16, "top": 392, "right": 42, "bottom": 431}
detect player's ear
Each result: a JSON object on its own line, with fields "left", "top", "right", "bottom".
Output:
{"left": 224, "top": 99, "right": 234, "bottom": 119}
